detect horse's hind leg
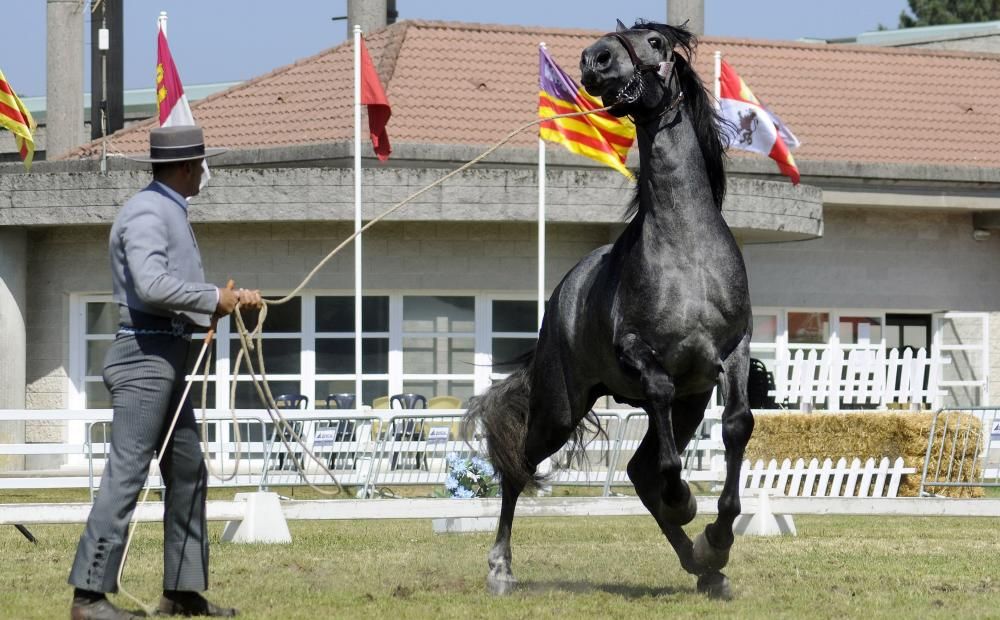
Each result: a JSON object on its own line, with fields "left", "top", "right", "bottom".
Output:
{"left": 487, "top": 476, "right": 525, "bottom": 595}
{"left": 627, "top": 391, "right": 710, "bottom": 575}
{"left": 486, "top": 363, "right": 588, "bottom": 595}
{"left": 619, "top": 334, "right": 695, "bottom": 524}
{"left": 692, "top": 333, "right": 753, "bottom": 599}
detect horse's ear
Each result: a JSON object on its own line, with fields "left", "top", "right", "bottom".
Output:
{"left": 616, "top": 19, "right": 628, "bottom": 32}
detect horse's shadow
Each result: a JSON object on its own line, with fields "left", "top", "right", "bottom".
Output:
{"left": 518, "top": 580, "right": 684, "bottom": 599}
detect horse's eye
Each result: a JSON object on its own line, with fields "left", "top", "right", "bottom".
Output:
{"left": 649, "top": 38, "right": 661, "bottom": 49}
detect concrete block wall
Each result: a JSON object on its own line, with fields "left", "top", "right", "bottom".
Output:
{"left": 991, "top": 312, "right": 1000, "bottom": 406}
{"left": 743, "top": 207, "right": 1000, "bottom": 311}
{"left": 21, "top": 209, "right": 1000, "bottom": 417}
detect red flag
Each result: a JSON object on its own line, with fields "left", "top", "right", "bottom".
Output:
{"left": 718, "top": 60, "right": 799, "bottom": 185}
{"left": 156, "top": 28, "right": 195, "bottom": 126}
{"left": 157, "top": 23, "right": 210, "bottom": 185}
{"left": 359, "top": 38, "right": 391, "bottom": 161}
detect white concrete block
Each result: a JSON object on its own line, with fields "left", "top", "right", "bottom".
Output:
{"left": 431, "top": 516, "right": 498, "bottom": 534}
{"left": 221, "top": 491, "right": 291, "bottom": 544}
{"left": 734, "top": 490, "right": 797, "bottom": 537}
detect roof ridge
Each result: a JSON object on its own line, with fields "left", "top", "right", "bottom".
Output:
{"left": 400, "top": 19, "right": 1000, "bottom": 62}
{"left": 700, "top": 33, "right": 1000, "bottom": 61}
{"left": 402, "top": 18, "right": 606, "bottom": 38}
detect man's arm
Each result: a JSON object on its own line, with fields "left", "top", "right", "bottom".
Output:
{"left": 120, "top": 206, "right": 218, "bottom": 315}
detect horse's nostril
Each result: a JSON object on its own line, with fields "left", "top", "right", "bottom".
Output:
{"left": 597, "top": 50, "right": 611, "bottom": 67}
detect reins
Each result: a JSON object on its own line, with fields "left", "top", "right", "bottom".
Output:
{"left": 113, "top": 100, "right": 625, "bottom": 614}
{"left": 605, "top": 30, "right": 684, "bottom": 122}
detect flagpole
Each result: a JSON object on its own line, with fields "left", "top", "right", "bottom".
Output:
{"left": 713, "top": 50, "right": 721, "bottom": 109}
{"left": 158, "top": 11, "right": 167, "bottom": 37}
{"left": 353, "top": 25, "right": 364, "bottom": 409}
{"left": 537, "top": 42, "right": 547, "bottom": 332}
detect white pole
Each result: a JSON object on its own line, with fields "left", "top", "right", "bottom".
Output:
{"left": 537, "top": 42, "right": 547, "bottom": 332}
{"left": 158, "top": 11, "right": 167, "bottom": 36}
{"left": 713, "top": 50, "right": 721, "bottom": 108}
{"left": 353, "top": 25, "right": 364, "bottom": 408}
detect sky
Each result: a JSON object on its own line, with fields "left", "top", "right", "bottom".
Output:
{"left": 2, "top": 0, "right": 911, "bottom": 98}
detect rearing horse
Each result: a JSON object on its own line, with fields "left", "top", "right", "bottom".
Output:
{"left": 463, "top": 20, "right": 753, "bottom": 600}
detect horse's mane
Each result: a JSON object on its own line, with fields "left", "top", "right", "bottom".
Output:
{"left": 624, "top": 21, "right": 731, "bottom": 218}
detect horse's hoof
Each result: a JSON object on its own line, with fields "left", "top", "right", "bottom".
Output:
{"left": 486, "top": 572, "right": 517, "bottom": 596}
{"left": 697, "top": 572, "right": 733, "bottom": 600}
{"left": 662, "top": 488, "right": 698, "bottom": 526}
{"left": 692, "top": 531, "right": 730, "bottom": 572}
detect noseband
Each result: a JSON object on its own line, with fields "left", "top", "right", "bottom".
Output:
{"left": 605, "top": 31, "right": 684, "bottom": 119}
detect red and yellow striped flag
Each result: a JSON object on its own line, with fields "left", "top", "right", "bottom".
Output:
{"left": 538, "top": 47, "right": 635, "bottom": 179}
{"left": 0, "top": 68, "right": 36, "bottom": 171}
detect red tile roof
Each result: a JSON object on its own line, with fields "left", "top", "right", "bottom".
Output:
{"left": 69, "top": 20, "right": 1000, "bottom": 169}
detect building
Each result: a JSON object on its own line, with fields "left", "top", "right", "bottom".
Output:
{"left": 2, "top": 20, "right": 999, "bottom": 469}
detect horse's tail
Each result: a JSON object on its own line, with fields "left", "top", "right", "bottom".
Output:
{"left": 462, "top": 353, "right": 537, "bottom": 491}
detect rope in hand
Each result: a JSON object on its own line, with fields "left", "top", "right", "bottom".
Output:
{"left": 113, "top": 102, "right": 619, "bottom": 611}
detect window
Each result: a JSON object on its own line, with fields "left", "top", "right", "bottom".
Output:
{"left": 82, "top": 301, "right": 116, "bottom": 408}
{"left": 79, "top": 299, "right": 218, "bottom": 409}
{"left": 314, "top": 295, "right": 389, "bottom": 407}
{"left": 839, "top": 316, "right": 882, "bottom": 347}
{"left": 401, "top": 296, "right": 476, "bottom": 405}
{"left": 787, "top": 311, "right": 830, "bottom": 345}
{"left": 229, "top": 297, "right": 301, "bottom": 409}
{"left": 490, "top": 300, "right": 537, "bottom": 376}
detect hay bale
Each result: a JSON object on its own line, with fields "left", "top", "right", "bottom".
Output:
{"left": 745, "top": 411, "right": 983, "bottom": 498}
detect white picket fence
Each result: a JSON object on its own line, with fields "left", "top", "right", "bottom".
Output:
{"left": 740, "top": 457, "right": 914, "bottom": 499}
{"left": 770, "top": 347, "right": 946, "bottom": 410}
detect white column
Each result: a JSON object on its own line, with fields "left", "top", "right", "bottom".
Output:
{"left": 0, "top": 229, "right": 27, "bottom": 471}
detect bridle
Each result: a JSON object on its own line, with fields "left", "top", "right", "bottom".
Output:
{"left": 605, "top": 30, "right": 685, "bottom": 120}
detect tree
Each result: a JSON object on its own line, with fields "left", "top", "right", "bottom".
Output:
{"left": 899, "top": 0, "right": 1000, "bottom": 28}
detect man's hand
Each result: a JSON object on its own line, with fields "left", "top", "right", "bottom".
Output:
{"left": 215, "top": 286, "right": 240, "bottom": 316}
{"left": 215, "top": 287, "right": 264, "bottom": 316}
{"left": 237, "top": 289, "right": 263, "bottom": 310}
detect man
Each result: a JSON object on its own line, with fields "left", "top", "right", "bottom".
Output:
{"left": 69, "top": 126, "right": 262, "bottom": 619}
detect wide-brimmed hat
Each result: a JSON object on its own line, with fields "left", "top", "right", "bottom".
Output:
{"left": 129, "top": 125, "right": 226, "bottom": 163}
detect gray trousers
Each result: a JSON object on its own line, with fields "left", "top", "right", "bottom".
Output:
{"left": 68, "top": 332, "right": 209, "bottom": 593}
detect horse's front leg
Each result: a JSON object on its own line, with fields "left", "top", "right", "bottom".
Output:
{"left": 619, "top": 334, "right": 696, "bottom": 524}
{"left": 692, "top": 334, "right": 753, "bottom": 599}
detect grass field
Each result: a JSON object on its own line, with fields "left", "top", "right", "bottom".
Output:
{"left": 1, "top": 511, "right": 997, "bottom": 619}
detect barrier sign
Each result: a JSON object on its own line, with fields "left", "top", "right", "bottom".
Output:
{"left": 313, "top": 429, "right": 338, "bottom": 447}
{"left": 991, "top": 419, "right": 1000, "bottom": 441}
{"left": 427, "top": 426, "right": 450, "bottom": 442}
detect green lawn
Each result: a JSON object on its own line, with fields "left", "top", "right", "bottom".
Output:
{"left": 2, "top": 511, "right": 997, "bottom": 619}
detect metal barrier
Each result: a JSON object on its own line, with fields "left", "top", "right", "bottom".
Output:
{"left": 87, "top": 411, "right": 274, "bottom": 499}
{"left": 1, "top": 408, "right": 728, "bottom": 498}
{"left": 920, "top": 407, "right": 1000, "bottom": 495}
{"left": 362, "top": 411, "right": 485, "bottom": 495}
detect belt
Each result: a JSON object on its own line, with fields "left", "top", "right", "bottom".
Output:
{"left": 118, "top": 314, "right": 196, "bottom": 340}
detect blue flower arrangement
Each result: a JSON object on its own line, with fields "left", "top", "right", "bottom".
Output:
{"left": 442, "top": 453, "right": 499, "bottom": 498}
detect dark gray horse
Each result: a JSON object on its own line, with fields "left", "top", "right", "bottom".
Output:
{"left": 463, "top": 20, "right": 753, "bottom": 599}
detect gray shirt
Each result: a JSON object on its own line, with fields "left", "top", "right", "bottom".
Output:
{"left": 109, "top": 181, "right": 217, "bottom": 328}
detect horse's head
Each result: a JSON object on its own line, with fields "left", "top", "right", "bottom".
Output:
{"left": 580, "top": 20, "right": 695, "bottom": 119}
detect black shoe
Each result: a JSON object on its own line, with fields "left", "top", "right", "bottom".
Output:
{"left": 156, "top": 592, "right": 237, "bottom": 617}
{"left": 70, "top": 596, "right": 145, "bottom": 620}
